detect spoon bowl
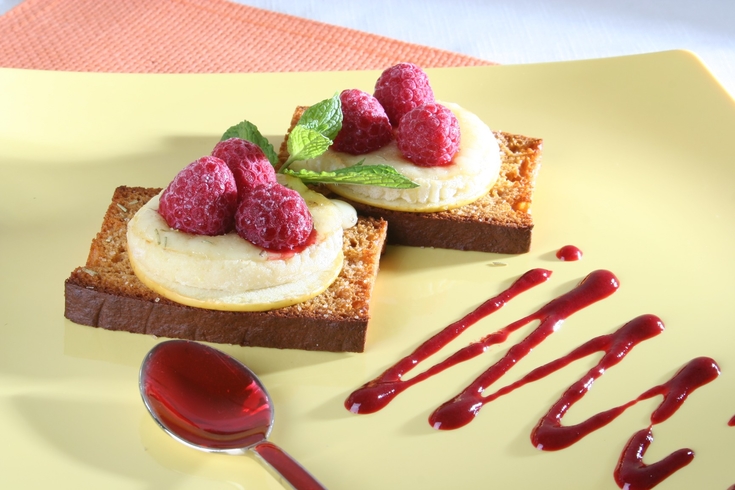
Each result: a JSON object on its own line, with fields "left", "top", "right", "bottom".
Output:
{"left": 139, "top": 339, "right": 326, "bottom": 489}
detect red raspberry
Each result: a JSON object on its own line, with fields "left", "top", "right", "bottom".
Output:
{"left": 235, "top": 182, "right": 314, "bottom": 252}
{"left": 395, "top": 103, "right": 461, "bottom": 167}
{"left": 331, "top": 89, "right": 393, "bottom": 155}
{"left": 211, "top": 138, "right": 276, "bottom": 192}
{"left": 158, "top": 156, "right": 238, "bottom": 235}
{"left": 374, "top": 63, "right": 435, "bottom": 126}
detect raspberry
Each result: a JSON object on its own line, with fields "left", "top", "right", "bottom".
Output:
{"left": 211, "top": 138, "right": 276, "bottom": 192}
{"left": 158, "top": 156, "right": 238, "bottom": 235}
{"left": 374, "top": 63, "right": 435, "bottom": 126}
{"left": 235, "top": 182, "right": 314, "bottom": 252}
{"left": 395, "top": 103, "right": 461, "bottom": 167}
{"left": 331, "top": 89, "right": 393, "bottom": 155}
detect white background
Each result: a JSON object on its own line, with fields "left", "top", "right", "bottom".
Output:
{"left": 1, "top": 0, "right": 733, "bottom": 97}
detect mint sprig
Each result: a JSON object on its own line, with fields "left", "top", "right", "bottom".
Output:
{"left": 284, "top": 126, "right": 333, "bottom": 164}
{"left": 220, "top": 120, "right": 279, "bottom": 166}
{"left": 297, "top": 94, "right": 342, "bottom": 140}
{"left": 221, "top": 93, "right": 420, "bottom": 189}
{"left": 282, "top": 93, "right": 342, "bottom": 170}
{"left": 282, "top": 163, "right": 420, "bottom": 189}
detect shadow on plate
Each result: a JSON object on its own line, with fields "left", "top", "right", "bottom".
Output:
{"left": 63, "top": 320, "right": 351, "bottom": 376}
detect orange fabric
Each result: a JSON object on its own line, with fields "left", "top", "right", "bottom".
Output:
{"left": 0, "top": 0, "right": 493, "bottom": 73}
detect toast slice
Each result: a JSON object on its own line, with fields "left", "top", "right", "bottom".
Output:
{"left": 64, "top": 186, "right": 387, "bottom": 352}
{"left": 279, "top": 107, "right": 542, "bottom": 254}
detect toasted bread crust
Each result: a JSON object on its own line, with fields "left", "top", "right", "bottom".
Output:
{"left": 279, "top": 106, "right": 542, "bottom": 254}
{"left": 64, "top": 186, "right": 387, "bottom": 352}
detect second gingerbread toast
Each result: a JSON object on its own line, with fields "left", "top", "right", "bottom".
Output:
{"left": 280, "top": 106, "right": 542, "bottom": 254}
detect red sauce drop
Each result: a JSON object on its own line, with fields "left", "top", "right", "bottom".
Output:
{"left": 141, "top": 340, "right": 273, "bottom": 450}
{"left": 345, "top": 268, "right": 721, "bottom": 489}
{"left": 556, "top": 244, "right": 583, "bottom": 261}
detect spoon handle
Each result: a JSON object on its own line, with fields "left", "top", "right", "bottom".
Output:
{"left": 252, "top": 441, "right": 327, "bottom": 490}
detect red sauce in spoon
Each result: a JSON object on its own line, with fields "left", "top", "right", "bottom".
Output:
{"left": 141, "top": 340, "right": 272, "bottom": 450}
{"left": 142, "top": 341, "right": 327, "bottom": 490}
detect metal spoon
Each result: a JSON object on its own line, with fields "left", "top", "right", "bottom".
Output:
{"left": 139, "top": 339, "right": 326, "bottom": 490}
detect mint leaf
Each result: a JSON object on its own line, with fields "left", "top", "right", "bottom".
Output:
{"left": 297, "top": 94, "right": 342, "bottom": 140}
{"left": 282, "top": 164, "right": 419, "bottom": 189}
{"left": 220, "top": 120, "right": 279, "bottom": 166}
{"left": 286, "top": 126, "right": 333, "bottom": 163}
{"left": 281, "top": 94, "right": 343, "bottom": 171}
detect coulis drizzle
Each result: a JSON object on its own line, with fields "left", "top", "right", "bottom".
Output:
{"left": 345, "top": 268, "right": 721, "bottom": 489}
{"left": 428, "top": 269, "right": 620, "bottom": 430}
{"left": 346, "top": 268, "right": 553, "bottom": 414}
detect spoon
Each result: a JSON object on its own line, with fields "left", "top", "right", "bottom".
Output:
{"left": 139, "top": 339, "right": 326, "bottom": 490}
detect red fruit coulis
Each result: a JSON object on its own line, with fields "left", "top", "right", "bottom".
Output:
{"left": 556, "top": 244, "right": 583, "bottom": 261}
{"left": 265, "top": 228, "right": 319, "bottom": 260}
{"left": 142, "top": 341, "right": 326, "bottom": 490}
{"left": 141, "top": 340, "right": 273, "bottom": 450}
{"left": 345, "top": 268, "right": 721, "bottom": 489}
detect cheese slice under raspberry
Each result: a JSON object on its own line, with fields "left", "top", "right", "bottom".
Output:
{"left": 127, "top": 175, "right": 352, "bottom": 311}
{"left": 290, "top": 102, "right": 501, "bottom": 213}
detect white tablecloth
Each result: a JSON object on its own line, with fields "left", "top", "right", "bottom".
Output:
{"left": 239, "top": 0, "right": 735, "bottom": 97}
{"left": 1, "top": 0, "right": 734, "bottom": 97}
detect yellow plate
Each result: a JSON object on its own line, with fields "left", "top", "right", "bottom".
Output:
{"left": 2, "top": 50, "right": 734, "bottom": 489}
